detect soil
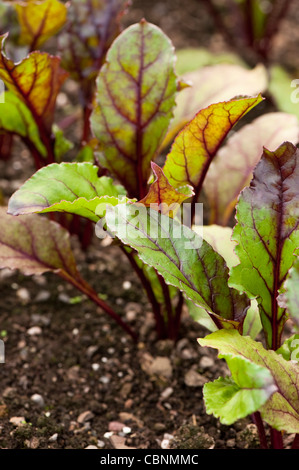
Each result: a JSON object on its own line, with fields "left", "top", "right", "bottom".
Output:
{"left": 0, "top": 0, "right": 298, "bottom": 451}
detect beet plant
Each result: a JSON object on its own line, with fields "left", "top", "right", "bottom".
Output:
{"left": 1, "top": 15, "right": 299, "bottom": 449}
{"left": 102, "top": 141, "right": 299, "bottom": 449}
{"left": 2, "top": 19, "right": 267, "bottom": 342}
{"left": 0, "top": 0, "right": 130, "bottom": 248}
{"left": 0, "top": 0, "right": 128, "bottom": 165}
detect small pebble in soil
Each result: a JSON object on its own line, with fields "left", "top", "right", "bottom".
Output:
{"left": 108, "top": 421, "right": 126, "bottom": 432}
{"left": 122, "top": 281, "right": 132, "bottom": 290}
{"left": 160, "top": 387, "right": 174, "bottom": 400}
{"left": 86, "top": 345, "right": 98, "bottom": 358}
{"left": 34, "top": 290, "right": 51, "bottom": 303}
{"left": 199, "top": 356, "right": 214, "bottom": 369}
{"left": 27, "top": 326, "right": 42, "bottom": 336}
{"left": 31, "top": 313, "right": 51, "bottom": 326}
{"left": 91, "top": 363, "right": 100, "bottom": 371}
{"left": 99, "top": 376, "right": 110, "bottom": 384}
{"left": 9, "top": 416, "right": 26, "bottom": 427}
{"left": 58, "top": 293, "right": 71, "bottom": 304}
{"left": 48, "top": 433, "right": 58, "bottom": 442}
{"left": 16, "top": 288, "right": 31, "bottom": 303}
{"left": 161, "top": 433, "right": 174, "bottom": 449}
{"left": 148, "top": 356, "right": 173, "bottom": 379}
{"left": 32, "top": 275, "right": 47, "bottom": 286}
{"left": 30, "top": 393, "right": 45, "bottom": 408}
{"left": 184, "top": 369, "right": 208, "bottom": 387}
{"left": 77, "top": 411, "right": 95, "bottom": 424}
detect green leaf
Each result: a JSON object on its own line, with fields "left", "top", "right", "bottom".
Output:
{"left": 163, "top": 95, "right": 263, "bottom": 196}
{"left": 276, "top": 334, "right": 299, "bottom": 361}
{"left": 90, "top": 20, "right": 180, "bottom": 198}
{"left": 0, "top": 207, "right": 80, "bottom": 279}
{"left": 229, "top": 142, "right": 299, "bottom": 349}
{"left": 186, "top": 299, "right": 218, "bottom": 333}
{"left": 203, "top": 356, "right": 276, "bottom": 426}
{"left": 106, "top": 204, "right": 250, "bottom": 330}
{"left": 124, "top": 246, "right": 177, "bottom": 306}
{"left": 242, "top": 300, "right": 262, "bottom": 340}
{"left": 162, "top": 65, "right": 267, "bottom": 149}
{"left": 0, "top": 91, "right": 46, "bottom": 157}
{"left": 203, "top": 112, "right": 299, "bottom": 225}
{"left": 198, "top": 329, "right": 299, "bottom": 433}
{"left": 8, "top": 162, "right": 126, "bottom": 223}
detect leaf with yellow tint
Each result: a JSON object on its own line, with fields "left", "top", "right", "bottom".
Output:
{"left": 14, "top": 0, "right": 67, "bottom": 50}
{"left": 136, "top": 162, "right": 193, "bottom": 217}
{"left": 163, "top": 96, "right": 264, "bottom": 202}
{"left": 0, "top": 34, "right": 68, "bottom": 131}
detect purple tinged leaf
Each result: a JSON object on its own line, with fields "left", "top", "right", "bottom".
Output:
{"left": 0, "top": 207, "right": 79, "bottom": 278}
{"left": 204, "top": 112, "right": 299, "bottom": 226}
{"left": 229, "top": 142, "right": 299, "bottom": 349}
{"left": 106, "top": 204, "right": 250, "bottom": 330}
{"left": 58, "top": 0, "right": 128, "bottom": 94}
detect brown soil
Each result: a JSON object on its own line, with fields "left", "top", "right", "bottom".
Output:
{"left": 0, "top": 0, "right": 298, "bottom": 451}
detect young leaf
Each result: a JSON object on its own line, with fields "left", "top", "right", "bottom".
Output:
{"left": 0, "top": 207, "right": 79, "bottom": 278}
{"left": 0, "top": 34, "right": 68, "bottom": 131}
{"left": 14, "top": 0, "right": 67, "bottom": 50}
{"left": 198, "top": 329, "right": 299, "bottom": 433}
{"left": 163, "top": 96, "right": 263, "bottom": 201}
{"left": 229, "top": 142, "right": 299, "bottom": 349}
{"left": 0, "top": 91, "right": 46, "bottom": 157}
{"left": 8, "top": 162, "right": 127, "bottom": 222}
{"left": 58, "top": 0, "right": 127, "bottom": 90}
{"left": 203, "top": 356, "right": 276, "bottom": 426}
{"left": 90, "top": 20, "right": 180, "bottom": 199}
{"left": 204, "top": 112, "right": 299, "bottom": 225}
{"left": 162, "top": 64, "right": 267, "bottom": 148}
{"left": 136, "top": 162, "right": 193, "bottom": 216}
{"left": 276, "top": 334, "right": 299, "bottom": 361}
{"left": 106, "top": 204, "right": 250, "bottom": 330}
